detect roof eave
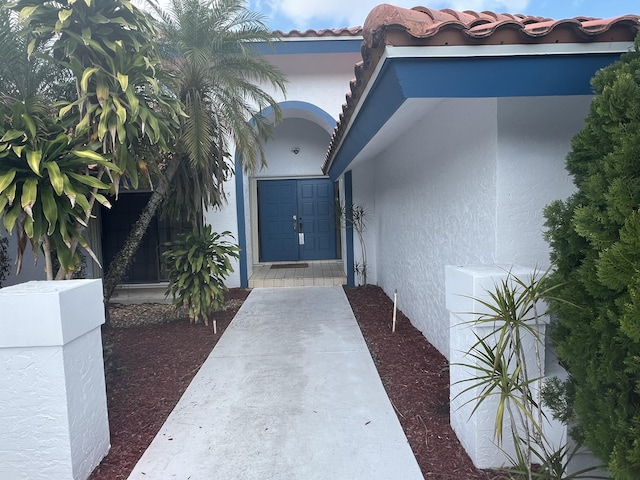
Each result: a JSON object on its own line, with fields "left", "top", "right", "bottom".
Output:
{"left": 322, "top": 39, "right": 637, "bottom": 178}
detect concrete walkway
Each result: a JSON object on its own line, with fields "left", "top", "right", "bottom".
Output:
{"left": 128, "top": 286, "right": 423, "bottom": 480}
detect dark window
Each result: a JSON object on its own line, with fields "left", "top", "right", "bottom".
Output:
{"left": 101, "top": 192, "right": 191, "bottom": 283}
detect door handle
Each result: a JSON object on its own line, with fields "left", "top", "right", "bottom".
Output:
{"left": 299, "top": 218, "right": 303, "bottom": 231}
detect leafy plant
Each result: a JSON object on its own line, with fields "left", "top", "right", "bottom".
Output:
{"left": 543, "top": 34, "right": 640, "bottom": 479}
{"left": 453, "top": 268, "right": 602, "bottom": 479}
{"left": 162, "top": 226, "right": 239, "bottom": 329}
{"left": 9, "top": 0, "right": 185, "bottom": 282}
{"left": 0, "top": 96, "right": 116, "bottom": 278}
{"left": 335, "top": 201, "right": 369, "bottom": 286}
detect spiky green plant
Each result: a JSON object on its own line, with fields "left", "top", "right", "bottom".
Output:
{"left": 162, "top": 226, "right": 239, "bottom": 329}
{"left": 454, "top": 268, "right": 601, "bottom": 479}
{"left": 335, "top": 201, "right": 369, "bottom": 286}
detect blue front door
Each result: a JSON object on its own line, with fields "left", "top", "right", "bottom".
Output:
{"left": 258, "top": 179, "right": 337, "bottom": 262}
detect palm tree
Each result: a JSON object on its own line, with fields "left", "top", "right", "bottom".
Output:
{"left": 0, "top": 4, "right": 71, "bottom": 100}
{"left": 101, "top": 0, "right": 286, "bottom": 302}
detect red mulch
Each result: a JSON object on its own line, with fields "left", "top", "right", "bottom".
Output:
{"left": 344, "top": 286, "right": 504, "bottom": 480}
{"left": 89, "top": 285, "right": 504, "bottom": 479}
{"left": 89, "top": 288, "right": 250, "bottom": 480}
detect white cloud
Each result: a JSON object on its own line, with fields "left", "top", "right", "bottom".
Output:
{"left": 263, "top": 0, "right": 532, "bottom": 28}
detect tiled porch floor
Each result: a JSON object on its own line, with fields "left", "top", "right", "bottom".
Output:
{"left": 249, "top": 261, "right": 346, "bottom": 288}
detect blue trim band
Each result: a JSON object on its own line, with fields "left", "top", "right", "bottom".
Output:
{"left": 394, "top": 54, "right": 619, "bottom": 98}
{"left": 235, "top": 155, "right": 248, "bottom": 288}
{"left": 260, "top": 100, "right": 337, "bottom": 133}
{"left": 252, "top": 39, "right": 362, "bottom": 56}
{"left": 344, "top": 171, "right": 355, "bottom": 287}
{"left": 328, "top": 52, "right": 624, "bottom": 180}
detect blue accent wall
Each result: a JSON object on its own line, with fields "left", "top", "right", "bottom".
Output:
{"left": 260, "top": 101, "right": 337, "bottom": 134}
{"left": 394, "top": 54, "right": 619, "bottom": 98}
{"left": 327, "top": 52, "right": 624, "bottom": 180}
{"left": 235, "top": 155, "right": 249, "bottom": 287}
{"left": 328, "top": 63, "right": 407, "bottom": 181}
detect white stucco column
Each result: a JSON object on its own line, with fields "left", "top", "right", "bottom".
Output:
{"left": 0, "top": 280, "right": 110, "bottom": 480}
{"left": 445, "top": 264, "right": 555, "bottom": 469}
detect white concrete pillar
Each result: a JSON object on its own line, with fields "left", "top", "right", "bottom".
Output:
{"left": 0, "top": 280, "right": 110, "bottom": 480}
{"left": 445, "top": 264, "right": 556, "bottom": 469}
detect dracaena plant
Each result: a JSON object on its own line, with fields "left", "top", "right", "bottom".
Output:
{"left": 161, "top": 226, "right": 240, "bottom": 331}
{"left": 9, "top": 0, "right": 185, "bottom": 281}
{"left": 0, "top": 95, "right": 117, "bottom": 278}
{"left": 453, "top": 268, "right": 603, "bottom": 479}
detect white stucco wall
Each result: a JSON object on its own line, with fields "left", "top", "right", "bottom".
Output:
{"left": 495, "top": 96, "right": 590, "bottom": 266}
{"left": 256, "top": 118, "right": 330, "bottom": 178}
{"left": 350, "top": 161, "right": 377, "bottom": 285}
{"left": 0, "top": 280, "right": 110, "bottom": 479}
{"left": 263, "top": 51, "right": 361, "bottom": 116}
{"left": 364, "top": 98, "right": 499, "bottom": 357}
{"left": 203, "top": 173, "right": 242, "bottom": 287}
{"left": 354, "top": 94, "right": 591, "bottom": 359}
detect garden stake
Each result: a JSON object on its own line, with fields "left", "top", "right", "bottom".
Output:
{"left": 213, "top": 319, "right": 217, "bottom": 335}
{"left": 392, "top": 289, "right": 398, "bottom": 332}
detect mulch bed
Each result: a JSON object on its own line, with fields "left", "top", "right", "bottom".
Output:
{"left": 90, "top": 285, "right": 503, "bottom": 479}
{"left": 89, "top": 288, "right": 250, "bottom": 480}
{"left": 344, "top": 286, "right": 503, "bottom": 480}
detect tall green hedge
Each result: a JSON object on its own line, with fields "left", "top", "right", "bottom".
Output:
{"left": 544, "top": 36, "right": 640, "bottom": 479}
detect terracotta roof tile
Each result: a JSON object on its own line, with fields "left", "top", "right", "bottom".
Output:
{"left": 323, "top": 5, "right": 640, "bottom": 174}
{"left": 278, "top": 27, "right": 362, "bottom": 38}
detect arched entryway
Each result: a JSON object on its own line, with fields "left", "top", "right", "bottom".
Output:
{"left": 235, "top": 101, "right": 346, "bottom": 287}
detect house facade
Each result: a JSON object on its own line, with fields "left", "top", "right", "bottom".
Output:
{"left": 221, "top": 30, "right": 364, "bottom": 286}
{"left": 2, "top": 3, "right": 640, "bottom": 470}
{"left": 322, "top": 5, "right": 640, "bottom": 357}
{"left": 3, "top": 6, "right": 640, "bottom": 357}
{"left": 0, "top": 28, "right": 364, "bottom": 288}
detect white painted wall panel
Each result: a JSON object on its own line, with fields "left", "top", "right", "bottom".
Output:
{"left": 367, "top": 98, "right": 499, "bottom": 357}
{"left": 263, "top": 52, "right": 361, "bottom": 118}
{"left": 203, "top": 173, "right": 242, "bottom": 288}
{"left": 0, "top": 280, "right": 109, "bottom": 480}
{"left": 350, "top": 162, "right": 377, "bottom": 285}
{"left": 495, "top": 96, "right": 590, "bottom": 267}
{"left": 256, "top": 118, "right": 330, "bottom": 178}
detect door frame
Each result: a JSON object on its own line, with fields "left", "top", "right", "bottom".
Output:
{"left": 251, "top": 176, "right": 340, "bottom": 264}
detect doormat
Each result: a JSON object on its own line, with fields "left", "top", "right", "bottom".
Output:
{"left": 270, "top": 263, "right": 309, "bottom": 269}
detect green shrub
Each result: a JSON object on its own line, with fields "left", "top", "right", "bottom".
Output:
{"left": 161, "top": 226, "right": 239, "bottom": 327}
{"left": 543, "top": 35, "right": 640, "bottom": 479}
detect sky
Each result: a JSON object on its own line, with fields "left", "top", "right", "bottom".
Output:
{"left": 245, "top": 0, "right": 639, "bottom": 32}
